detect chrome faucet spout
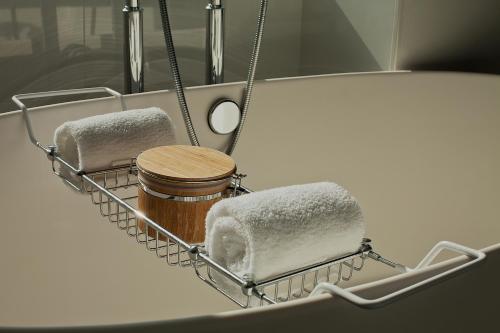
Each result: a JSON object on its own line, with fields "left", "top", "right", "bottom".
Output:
{"left": 206, "top": 0, "right": 224, "bottom": 84}
{"left": 123, "top": 0, "right": 144, "bottom": 93}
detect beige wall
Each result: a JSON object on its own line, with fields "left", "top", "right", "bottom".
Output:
{"left": 396, "top": 0, "right": 500, "bottom": 73}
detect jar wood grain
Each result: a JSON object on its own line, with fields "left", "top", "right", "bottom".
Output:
{"left": 136, "top": 145, "right": 236, "bottom": 244}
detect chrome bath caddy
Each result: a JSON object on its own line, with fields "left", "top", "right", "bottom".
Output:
{"left": 13, "top": 87, "right": 486, "bottom": 309}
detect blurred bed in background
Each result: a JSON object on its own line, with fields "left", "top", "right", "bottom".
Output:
{"left": 1, "top": 0, "right": 499, "bottom": 113}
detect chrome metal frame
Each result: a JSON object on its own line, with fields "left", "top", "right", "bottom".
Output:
{"left": 139, "top": 180, "right": 224, "bottom": 202}
{"left": 12, "top": 86, "right": 487, "bottom": 309}
{"left": 311, "top": 241, "right": 486, "bottom": 309}
{"left": 123, "top": 0, "right": 144, "bottom": 93}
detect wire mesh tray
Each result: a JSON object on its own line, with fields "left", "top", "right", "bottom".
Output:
{"left": 38, "top": 148, "right": 390, "bottom": 306}
{"left": 53, "top": 157, "right": 399, "bottom": 307}
{"left": 13, "top": 87, "right": 486, "bottom": 309}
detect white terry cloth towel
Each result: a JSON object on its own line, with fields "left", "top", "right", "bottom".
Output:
{"left": 205, "top": 182, "right": 365, "bottom": 284}
{"left": 54, "top": 107, "right": 176, "bottom": 181}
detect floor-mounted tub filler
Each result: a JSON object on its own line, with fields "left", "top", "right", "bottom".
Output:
{"left": 1, "top": 70, "right": 500, "bottom": 332}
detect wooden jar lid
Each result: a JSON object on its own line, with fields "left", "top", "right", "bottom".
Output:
{"left": 136, "top": 145, "right": 236, "bottom": 182}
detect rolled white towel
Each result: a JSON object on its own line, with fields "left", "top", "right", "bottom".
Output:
{"left": 54, "top": 107, "right": 176, "bottom": 176}
{"left": 205, "top": 182, "right": 365, "bottom": 282}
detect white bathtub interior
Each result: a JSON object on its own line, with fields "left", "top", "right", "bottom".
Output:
{"left": 1, "top": 71, "right": 499, "bottom": 327}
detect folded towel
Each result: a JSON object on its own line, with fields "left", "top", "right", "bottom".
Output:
{"left": 205, "top": 182, "right": 365, "bottom": 283}
{"left": 54, "top": 107, "right": 176, "bottom": 178}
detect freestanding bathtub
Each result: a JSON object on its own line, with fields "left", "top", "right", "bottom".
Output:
{"left": 1, "top": 71, "right": 499, "bottom": 332}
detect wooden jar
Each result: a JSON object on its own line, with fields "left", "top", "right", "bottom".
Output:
{"left": 136, "top": 145, "right": 236, "bottom": 244}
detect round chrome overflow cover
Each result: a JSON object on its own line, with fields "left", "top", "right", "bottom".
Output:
{"left": 208, "top": 100, "right": 241, "bottom": 135}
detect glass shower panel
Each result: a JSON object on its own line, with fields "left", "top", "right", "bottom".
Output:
{"left": 300, "top": 0, "right": 399, "bottom": 75}
{"left": 0, "top": 0, "right": 45, "bottom": 112}
{"left": 142, "top": 0, "right": 206, "bottom": 92}
{"left": 141, "top": 0, "right": 304, "bottom": 91}
{"left": 0, "top": 0, "right": 399, "bottom": 113}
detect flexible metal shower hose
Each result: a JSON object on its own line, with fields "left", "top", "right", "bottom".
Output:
{"left": 158, "top": 0, "right": 199, "bottom": 146}
{"left": 226, "top": 0, "right": 268, "bottom": 155}
{"left": 158, "top": 0, "right": 269, "bottom": 155}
